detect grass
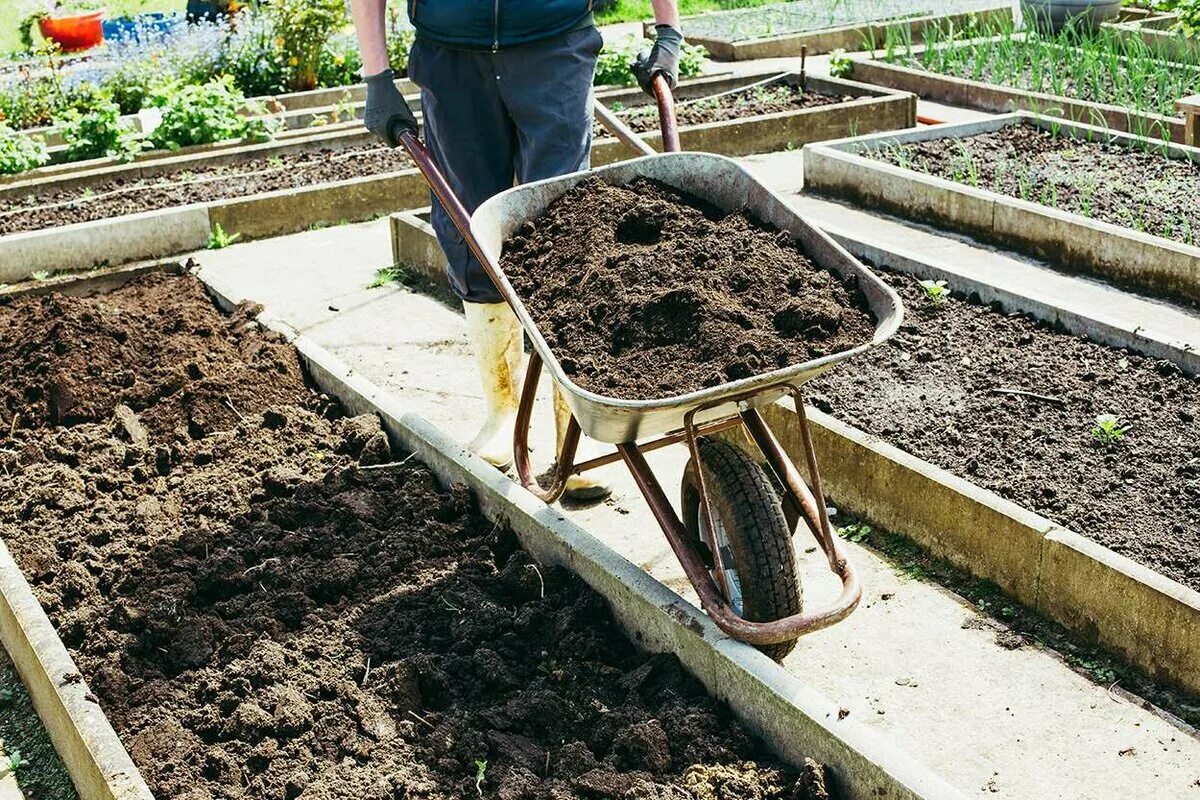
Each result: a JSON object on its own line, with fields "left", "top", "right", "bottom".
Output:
{"left": 0, "top": 0, "right": 185, "bottom": 56}
{"left": 595, "top": 0, "right": 784, "bottom": 26}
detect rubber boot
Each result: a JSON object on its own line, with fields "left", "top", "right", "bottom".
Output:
{"left": 553, "top": 384, "right": 613, "bottom": 502}
{"left": 464, "top": 301, "right": 523, "bottom": 469}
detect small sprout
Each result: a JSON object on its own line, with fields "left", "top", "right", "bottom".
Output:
{"left": 838, "top": 522, "right": 871, "bottom": 543}
{"left": 30, "top": 270, "right": 52, "bottom": 281}
{"left": 918, "top": 279, "right": 950, "bottom": 306}
{"left": 828, "top": 48, "right": 854, "bottom": 78}
{"left": 0, "top": 687, "right": 13, "bottom": 703}
{"left": 474, "top": 760, "right": 488, "bottom": 796}
{"left": 1091, "top": 414, "right": 1129, "bottom": 445}
{"left": 0, "top": 749, "right": 27, "bottom": 780}
{"left": 208, "top": 223, "right": 241, "bottom": 250}
{"left": 367, "top": 264, "right": 407, "bottom": 289}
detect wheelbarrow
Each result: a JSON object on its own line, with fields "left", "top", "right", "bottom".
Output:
{"left": 394, "top": 75, "right": 902, "bottom": 659}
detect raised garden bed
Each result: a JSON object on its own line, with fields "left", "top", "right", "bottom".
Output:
{"left": 665, "top": 0, "right": 1010, "bottom": 61}
{"left": 389, "top": 203, "right": 1200, "bottom": 697}
{"left": 1105, "top": 9, "right": 1200, "bottom": 64}
{"left": 0, "top": 269, "right": 841, "bottom": 800}
{"left": 852, "top": 22, "right": 1197, "bottom": 143}
{"left": 803, "top": 113, "right": 1200, "bottom": 303}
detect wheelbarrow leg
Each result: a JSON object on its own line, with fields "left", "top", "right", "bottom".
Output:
{"left": 513, "top": 351, "right": 580, "bottom": 505}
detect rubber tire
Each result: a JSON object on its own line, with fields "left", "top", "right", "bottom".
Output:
{"left": 681, "top": 438, "right": 803, "bottom": 661}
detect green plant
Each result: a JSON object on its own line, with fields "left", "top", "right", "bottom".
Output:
{"left": 1173, "top": 0, "right": 1200, "bottom": 36}
{"left": 30, "top": 270, "right": 52, "bottom": 281}
{"left": 473, "top": 760, "right": 487, "bottom": 796}
{"left": 268, "top": 0, "right": 350, "bottom": 91}
{"left": 56, "top": 97, "right": 144, "bottom": 163}
{"left": 918, "top": 278, "right": 950, "bottom": 306}
{"left": 368, "top": 264, "right": 407, "bottom": 288}
{"left": 0, "top": 749, "right": 27, "bottom": 781}
{"left": 150, "top": 77, "right": 278, "bottom": 150}
{"left": 838, "top": 522, "right": 872, "bottom": 543}
{"left": 0, "top": 123, "right": 50, "bottom": 174}
{"left": 828, "top": 48, "right": 854, "bottom": 78}
{"left": 1091, "top": 413, "right": 1130, "bottom": 445}
{"left": 208, "top": 223, "right": 241, "bottom": 249}
{"left": 386, "top": 5, "right": 417, "bottom": 74}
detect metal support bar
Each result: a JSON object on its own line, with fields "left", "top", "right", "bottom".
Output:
{"left": 513, "top": 351, "right": 579, "bottom": 504}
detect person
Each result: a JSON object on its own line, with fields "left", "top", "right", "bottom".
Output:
{"left": 350, "top": 0, "right": 683, "bottom": 500}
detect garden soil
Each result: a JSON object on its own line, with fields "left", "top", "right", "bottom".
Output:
{"left": 501, "top": 177, "right": 875, "bottom": 400}
{"left": 812, "top": 269, "right": 1200, "bottom": 592}
{"left": 867, "top": 123, "right": 1200, "bottom": 251}
{"left": 0, "top": 273, "right": 829, "bottom": 800}
{"left": 0, "top": 144, "right": 413, "bottom": 236}
{"left": 604, "top": 83, "right": 854, "bottom": 135}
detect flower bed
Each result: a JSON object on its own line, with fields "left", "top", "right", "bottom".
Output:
{"left": 0, "top": 271, "right": 831, "bottom": 799}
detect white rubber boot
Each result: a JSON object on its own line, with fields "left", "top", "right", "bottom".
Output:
{"left": 464, "top": 301, "right": 523, "bottom": 469}
{"left": 553, "top": 383, "right": 613, "bottom": 502}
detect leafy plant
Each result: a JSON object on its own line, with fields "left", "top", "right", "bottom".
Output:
{"left": 1091, "top": 413, "right": 1130, "bottom": 445}
{"left": 0, "top": 123, "right": 50, "bottom": 174}
{"left": 208, "top": 223, "right": 241, "bottom": 249}
{"left": 268, "top": 0, "right": 350, "bottom": 91}
{"left": 56, "top": 97, "right": 144, "bottom": 163}
{"left": 1175, "top": 0, "right": 1200, "bottom": 36}
{"left": 838, "top": 522, "right": 872, "bottom": 543}
{"left": 828, "top": 48, "right": 854, "bottom": 78}
{"left": 368, "top": 264, "right": 407, "bottom": 288}
{"left": 473, "top": 760, "right": 487, "bottom": 796}
{"left": 918, "top": 279, "right": 950, "bottom": 306}
{"left": 386, "top": 5, "right": 417, "bottom": 75}
{"left": 0, "top": 749, "right": 27, "bottom": 781}
{"left": 150, "top": 77, "right": 278, "bottom": 150}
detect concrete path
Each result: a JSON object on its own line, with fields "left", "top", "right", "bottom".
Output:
{"left": 196, "top": 190, "right": 1200, "bottom": 798}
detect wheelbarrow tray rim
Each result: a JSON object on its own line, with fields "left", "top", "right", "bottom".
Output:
{"left": 470, "top": 152, "right": 903, "bottom": 444}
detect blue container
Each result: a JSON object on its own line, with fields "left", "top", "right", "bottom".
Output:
{"left": 102, "top": 12, "right": 183, "bottom": 42}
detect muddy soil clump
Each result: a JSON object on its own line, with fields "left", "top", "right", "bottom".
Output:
{"left": 501, "top": 177, "right": 875, "bottom": 400}
{"left": 0, "top": 273, "right": 829, "bottom": 799}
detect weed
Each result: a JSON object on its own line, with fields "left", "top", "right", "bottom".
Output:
{"left": 0, "top": 749, "right": 27, "bottom": 781}
{"left": 208, "top": 223, "right": 241, "bottom": 249}
{"left": 367, "top": 264, "right": 408, "bottom": 289}
{"left": 837, "top": 521, "right": 872, "bottom": 543}
{"left": 1091, "top": 413, "right": 1130, "bottom": 445}
{"left": 474, "top": 760, "right": 487, "bottom": 796}
{"left": 918, "top": 278, "right": 951, "bottom": 306}
{"left": 829, "top": 48, "right": 854, "bottom": 78}
{"left": 30, "top": 270, "right": 51, "bottom": 281}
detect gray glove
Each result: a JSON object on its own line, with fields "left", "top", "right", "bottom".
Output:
{"left": 633, "top": 25, "right": 683, "bottom": 95}
{"left": 363, "top": 68, "right": 418, "bottom": 146}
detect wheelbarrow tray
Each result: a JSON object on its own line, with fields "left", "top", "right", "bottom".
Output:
{"left": 470, "top": 152, "right": 903, "bottom": 444}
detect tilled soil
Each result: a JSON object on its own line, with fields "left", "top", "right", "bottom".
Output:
{"left": 0, "top": 272, "right": 830, "bottom": 799}
{"left": 812, "top": 269, "right": 1200, "bottom": 591}
{"left": 865, "top": 123, "right": 1200, "bottom": 249}
{"left": 600, "top": 83, "right": 855, "bottom": 136}
{"left": 501, "top": 177, "right": 876, "bottom": 400}
{"left": 0, "top": 143, "right": 413, "bottom": 236}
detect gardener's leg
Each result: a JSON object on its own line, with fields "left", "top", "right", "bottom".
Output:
{"left": 498, "top": 26, "right": 611, "bottom": 501}
{"left": 408, "top": 39, "right": 523, "bottom": 469}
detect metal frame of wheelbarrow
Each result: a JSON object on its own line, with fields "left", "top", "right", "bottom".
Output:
{"left": 396, "top": 76, "right": 896, "bottom": 648}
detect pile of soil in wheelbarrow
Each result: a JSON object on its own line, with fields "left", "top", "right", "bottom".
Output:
{"left": 811, "top": 268, "right": 1200, "bottom": 592}
{"left": 0, "top": 273, "right": 831, "bottom": 800}
{"left": 501, "top": 177, "right": 876, "bottom": 399}
{"left": 600, "top": 83, "right": 855, "bottom": 136}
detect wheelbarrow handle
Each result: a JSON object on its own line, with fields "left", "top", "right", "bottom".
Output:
{"left": 395, "top": 128, "right": 511, "bottom": 299}
{"left": 594, "top": 73, "right": 680, "bottom": 157}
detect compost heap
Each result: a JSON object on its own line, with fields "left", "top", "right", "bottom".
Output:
{"left": 501, "top": 177, "right": 876, "bottom": 399}
{"left": 0, "top": 273, "right": 830, "bottom": 800}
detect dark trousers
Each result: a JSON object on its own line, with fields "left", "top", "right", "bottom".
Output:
{"left": 407, "top": 27, "right": 603, "bottom": 304}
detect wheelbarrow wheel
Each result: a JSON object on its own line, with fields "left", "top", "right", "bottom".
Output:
{"left": 681, "top": 438, "right": 802, "bottom": 661}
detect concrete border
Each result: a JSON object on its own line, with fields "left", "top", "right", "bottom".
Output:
{"left": 0, "top": 262, "right": 965, "bottom": 800}
{"left": 389, "top": 198, "right": 1200, "bottom": 697}
{"left": 675, "top": 6, "right": 1011, "bottom": 61}
{"left": 0, "top": 539, "right": 153, "bottom": 800}
{"left": 802, "top": 112, "right": 1200, "bottom": 303}
{"left": 848, "top": 49, "right": 1187, "bottom": 143}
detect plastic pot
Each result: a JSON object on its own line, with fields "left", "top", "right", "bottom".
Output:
{"left": 1021, "top": 0, "right": 1122, "bottom": 33}
{"left": 38, "top": 10, "right": 106, "bottom": 52}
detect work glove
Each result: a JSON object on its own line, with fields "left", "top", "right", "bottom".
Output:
{"left": 633, "top": 25, "right": 683, "bottom": 95}
{"left": 363, "top": 68, "right": 418, "bottom": 146}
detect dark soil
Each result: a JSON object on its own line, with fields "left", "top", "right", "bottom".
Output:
{"left": 865, "top": 123, "right": 1200, "bottom": 249}
{"left": 811, "top": 268, "right": 1200, "bottom": 591}
{"left": 0, "top": 143, "right": 413, "bottom": 236}
{"left": 0, "top": 272, "right": 830, "bottom": 799}
{"left": 501, "top": 177, "right": 876, "bottom": 400}
{"left": 601, "top": 83, "right": 854, "bottom": 136}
